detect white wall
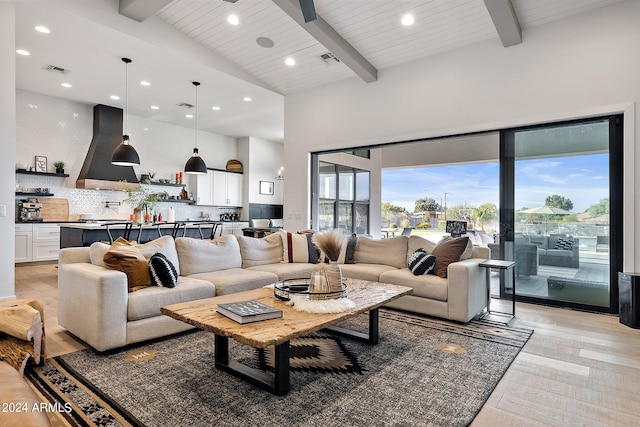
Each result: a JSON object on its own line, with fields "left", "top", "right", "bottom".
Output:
{"left": 284, "top": 1, "right": 639, "bottom": 270}
{"left": 238, "top": 137, "right": 284, "bottom": 207}
{"left": 0, "top": 4, "right": 16, "bottom": 300}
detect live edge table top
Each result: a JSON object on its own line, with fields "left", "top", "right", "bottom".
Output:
{"left": 161, "top": 278, "right": 412, "bottom": 349}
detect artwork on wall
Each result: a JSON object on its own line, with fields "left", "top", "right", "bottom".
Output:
{"left": 35, "top": 155, "right": 47, "bottom": 173}
{"left": 259, "top": 180, "right": 274, "bottom": 195}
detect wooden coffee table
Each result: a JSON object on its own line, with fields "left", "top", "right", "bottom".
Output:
{"left": 161, "top": 278, "right": 412, "bottom": 395}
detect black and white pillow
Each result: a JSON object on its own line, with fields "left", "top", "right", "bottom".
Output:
{"left": 554, "top": 237, "right": 574, "bottom": 251}
{"left": 149, "top": 252, "right": 178, "bottom": 288}
{"left": 408, "top": 248, "right": 437, "bottom": 276}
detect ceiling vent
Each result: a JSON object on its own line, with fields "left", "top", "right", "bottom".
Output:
{"left": 320, "top": 52, "right": 341, "bottom": 64}
{"left": 176, "top": 102, "right": 195, "bottom": 109}
{"left": 42, "top": 64, "right": 70, "bottom": 74}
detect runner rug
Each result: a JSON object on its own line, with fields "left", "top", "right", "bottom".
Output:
{"left": 26, "top": 310, "right": 533, "bottom": 427}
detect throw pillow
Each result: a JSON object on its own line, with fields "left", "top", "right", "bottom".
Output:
{"left": 408, "top": 249, "right": 436, "bottom": 275}
{"left": 345, "top": 233, "right": 357, "bottom": 264}
{"left": 430, "top": 236, "right": 470, "bottom": 278}
{"left": 148, "top": 252, "right": 178, "bottom": 288}
{"left": 554, "top": 237, "right": 574, "bottom": 250}
{"left": 281, "top": 231, "right": 318, "bottom": 263}
{"left": 102, "top": 237, "right": 150, "bottom": 291}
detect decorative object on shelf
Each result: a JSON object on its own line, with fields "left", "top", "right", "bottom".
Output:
{"left": 313, "top": 229, "right": 345, "bottom": 295}
{"left": 259, "top": 180, "right": 274, "bottom": 195}
{"left": 34, "top": 155, "right": 47, "bottom": 173}
{"left": 121, "top": 182, "right": 159, "bottom": 223}
{"left": 111, "top": 57, "right": 140, "bottom": 166}
{"left": 225, "top": 159, "right": 243, "bottom": 172}
{"left": 275, "top": 166, "right": 284, "bottom": 180}
{"left": 53, "top": 161, "right": 65, "bottom": 174}
{"left": 184, "top": 81, "right": 207, "bottom": 175}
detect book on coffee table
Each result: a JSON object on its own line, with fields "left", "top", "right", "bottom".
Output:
{"left": 216, "top": 300, "right": 283, "bottom": 324}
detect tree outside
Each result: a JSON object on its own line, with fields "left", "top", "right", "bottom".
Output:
{"left": 473, "top": 202, "right": 498, "bottom": 231}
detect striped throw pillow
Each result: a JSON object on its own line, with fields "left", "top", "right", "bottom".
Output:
{"left": 408, "top": 248, "right": 436, "bottom": 276}
{"left": 148, "top": 252, "right": 178, "bottom": 288}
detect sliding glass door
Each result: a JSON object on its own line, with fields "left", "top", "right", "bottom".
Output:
{"left": 500, "top": 116, "right": 622, "bottom": 312}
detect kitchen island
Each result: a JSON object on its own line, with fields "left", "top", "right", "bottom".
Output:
{"left": 59, "top": 221, "right": 225, "bottom": 248}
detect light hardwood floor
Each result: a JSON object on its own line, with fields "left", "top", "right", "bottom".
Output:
{"left": 14, "top": 263, "right": 640, "bottom": 426}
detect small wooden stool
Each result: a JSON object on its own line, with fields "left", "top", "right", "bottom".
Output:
{"left": 0, "top": 299, "right": 45, "bottom": 374}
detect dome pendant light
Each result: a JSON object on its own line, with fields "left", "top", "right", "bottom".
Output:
{"left": 184, "top": 81, "right": 207, "bottom": 174}
{"left": 112, "top": 57, "right": 140, "bottom": 166}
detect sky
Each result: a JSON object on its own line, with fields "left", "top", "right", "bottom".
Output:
{"left": 382, "top": 153, "right": 609, "bottom": 214}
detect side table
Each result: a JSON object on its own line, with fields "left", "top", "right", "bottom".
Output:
{"left": 479, "top": 259, "right": 516, "bottom": 322}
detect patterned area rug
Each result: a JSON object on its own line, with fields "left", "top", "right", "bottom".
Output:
{"left": 25, "top": 309, "right": 533, "bottom": 427}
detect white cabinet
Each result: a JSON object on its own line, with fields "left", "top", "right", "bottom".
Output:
{"left": 15, "top": 224, "right": 33, "bottom": 263}
{"left": 32, "top": 224, "right": 61, "bottom": 262}
{"left": 192, "top": 172, "right": 212, "bottom": 205}
{"left": 212, "top": 170, "right": 243, "bottom": 207}
{"left": 221, "top": 222, "right": 249, "bottom": 237}
{"left": 193, "top": 170, "right": 243, "bottom": 207}
{"left": 15, "top": 223, "right": 60, "bottom": 263}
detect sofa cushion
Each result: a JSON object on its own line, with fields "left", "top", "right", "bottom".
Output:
{"left": 431, "top": 236, "right": 469, "bottom": 278}
{"left": 175, "top": 235, "right": 241, "bottom": 275}
{"left": 90, "top": 235, "right": 181, "bottom": 276}
{"left": 236, "top": 233, "right": 283, "bottom": 268}
{"left": 248, "top": 263, "right": 317, "bottom": 281}
{"left": 279, "top": 230, "right": 318, "bottom": 263}
{"left": 103, "top": 237, "right": 150, "bottom": 291}
{"left": 353, "top": 236, "right": 408, "bottom": 268}
{"left": 127, "top": 276, "right": 215, "bottom": 321}
{"left": 340, "top": 263, "right": 398, "bottom": 282}
{"left": 148, "top": 253, "right": 178, "bottom": 288}
{"left": 408, "top": 249, "right": 436, "bottom": 275}
{"left": 554, "top": 237, "right": 574, "bottom": 250}
{"left": 333, "top": 233, "right": 357, "bottom": 264}
{"left": 379, "top": 269, "right": 448, "bottom": 301}
{"left": 185, "top": 268, "right": 278, "bottom": 296}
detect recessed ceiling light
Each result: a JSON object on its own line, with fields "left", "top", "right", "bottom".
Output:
{"left": 16, "top": 49, "right": 30, "bottom": 56}
{"left": 212, "top": 106, "right": 221, "bottom": 111}
{"left": 285, "top": 57, "right": 296, "bottom": 66}
{"left": 151, "top": 105, "right": 159, "bottom": 110}
{"left": 227, "top": 14, "right": 239, "bottom": 25}
{"left": 61, "top": 82, "right": 71, "bottom": 88}
{"left": 140, "top": 81, "right": 151, "bottom": 86}
{"left": 243, "top": 97, "right": 252, "bottom": 102}
{"left": 401, "top": 14, "right": 415, "bottom": 26}
{"left": 110, "top": 95, "right": 120, "bottom": 100}
{"left": 185, "top": 114, "right": 193, "bottom": 119}
{"left": 35, "top": 26, "right": 50, "bottom": 34}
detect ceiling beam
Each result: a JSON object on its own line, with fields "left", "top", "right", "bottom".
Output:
{"left": 119, "top": 0, "right": 174, "bottom": 22}
{"left": 273, "top": 0, "right": 377, "bottom": 83}
{"left": 483, "top": 0, "right": 522, "bottom": 47}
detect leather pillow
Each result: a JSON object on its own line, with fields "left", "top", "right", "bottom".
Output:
{"left": 103, "top": 237, "right": 150, "bottom": 291}
{"left": 148, "top": 252, "right": 178, "bottom": 288}
{"left": 431, "top": 236, "right": 470, "bottom": 278}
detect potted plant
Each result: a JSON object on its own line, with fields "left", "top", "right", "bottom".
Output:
{"left": 53, "top": 161, "right": 65, "bottom": 174}
{"left": 122, "top": 182, "right": 160, "bottom": 223}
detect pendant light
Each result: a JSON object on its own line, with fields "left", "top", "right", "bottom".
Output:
{"left": 112, "top": 57, "right": 140, "bottom": 166}
{"left": 184, "top": 81, "right": 207, "bottom": 174}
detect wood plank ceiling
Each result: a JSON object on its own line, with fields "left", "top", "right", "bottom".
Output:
{"left": 158, "top": 0, "right": 623, "bottom": 95}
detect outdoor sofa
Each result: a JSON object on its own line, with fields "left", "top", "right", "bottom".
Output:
{"left": 58, "top": 233, "right": 489, "bottom": 351}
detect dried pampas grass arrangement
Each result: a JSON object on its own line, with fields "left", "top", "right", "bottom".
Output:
{"left": 312, "top": 229, "right": 344, "bottom": 262}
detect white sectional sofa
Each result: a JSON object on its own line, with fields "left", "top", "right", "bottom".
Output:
{"left": 58, "top": 232, "right": 489, "bottom": 351}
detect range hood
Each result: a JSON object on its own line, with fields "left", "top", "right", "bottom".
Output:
{"left": 76, "top": 104, "right": 140, "bottom": 190}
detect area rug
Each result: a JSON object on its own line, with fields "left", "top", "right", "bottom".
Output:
{"left": 26, "top": 310, "right": 533, "bottom": 427}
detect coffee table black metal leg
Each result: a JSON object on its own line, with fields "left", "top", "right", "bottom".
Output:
{"left": 214, "top": 334, "right": 290, "bottom": 396}
{"left": 324, "top": 308, "right": 379, "bottom": 344}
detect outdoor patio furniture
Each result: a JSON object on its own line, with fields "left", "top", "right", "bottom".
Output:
{"left": 596, "top": 235, "right": 610, "bottom": 252}
{"left": 401, "top": 227, "right": 413, "bottom": 236}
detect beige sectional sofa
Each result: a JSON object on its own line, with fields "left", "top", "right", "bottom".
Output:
{"left": 58, "top": 232, "right": 489, "bottom": 351}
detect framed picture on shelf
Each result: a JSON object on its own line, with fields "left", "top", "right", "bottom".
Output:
{"left": 35, "top": 155, "right": 47, "bottom": 173}
{"left": 259, "top": 180, "right": 274, "bottom": 195}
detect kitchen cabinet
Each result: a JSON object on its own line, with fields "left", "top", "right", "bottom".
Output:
{"left": 192, "top": 169, "right": 243, "bottom": 207}
{"left": 15, "top": 224, "right": 33, "bottom": 263}
{"left": 220, "top": 222, "right": 249, "bottom": 237}
{"left": 212, "top": 170, "right": 242, "bottom": 207}
{"left": 15, "top": 223, "right": 60, "bottom": 263}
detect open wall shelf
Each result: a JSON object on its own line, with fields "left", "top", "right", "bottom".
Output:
{"left": 16, "top": 169, "right": 69, "bottom": 178}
